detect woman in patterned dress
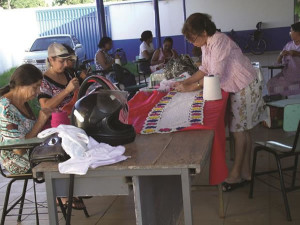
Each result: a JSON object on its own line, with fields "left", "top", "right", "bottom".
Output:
{"left": 0, "top": 64, "right": 51, "bottom": 174}
{"left": 175, "top": 13, "right": 267, "bottom": 191}
{"left": 94, "top": 37, "right": 120, "bottom": 83}
{"left": 38, "top": 43, "right": 80, "bottom": 111}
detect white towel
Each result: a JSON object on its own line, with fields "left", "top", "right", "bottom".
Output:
{"left": 37, "top": 125, "right": 128, "bottom": 175}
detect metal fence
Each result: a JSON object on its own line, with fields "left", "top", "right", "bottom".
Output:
{"left": 36, "top": 6, "right": 110, "bottom": 60}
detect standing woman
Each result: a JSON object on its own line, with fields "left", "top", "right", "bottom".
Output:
{"left": 0, "top": 64, "right": 51, "bottom": 174}
{"left": 175, "top": 13, "right": 267, "bottom": 191}
{"left": 39, "top": 43, "right": 80, "bottom": 111}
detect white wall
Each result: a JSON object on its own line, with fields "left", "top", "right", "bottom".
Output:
{"left": 0, "top": 8, "right": 40, "bottom": 74}
{"left": 185, "top": 0, "right": 294, "bottom": 31}
{"left": 109, "top": 0, "right": 184, "bottom": 40}
{"left": 109, "top": 0, "right": 294, "bottom": 40}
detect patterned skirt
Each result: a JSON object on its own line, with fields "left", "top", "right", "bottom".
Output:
{"left": 229, "top": 78, "right": 267, "bottom": 132}
{"left": 0, "top": 150, "right": 31, "bottom": 175}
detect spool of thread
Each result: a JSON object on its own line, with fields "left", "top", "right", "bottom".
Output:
{"left": 51, "top": 111, "right": 70, "bottom": 128}
{"left": 115, "top": 58, "right": 121, "bottom": 65}
{"left": 203, "top": 75, "right": 222, "bottom": 101}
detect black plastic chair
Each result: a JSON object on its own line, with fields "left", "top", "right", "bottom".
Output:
{"left": 0, "top": 166, "right": 40, "bottom": 225}
{"left": 249, "top": 121, "right": 300, "bottom": 221}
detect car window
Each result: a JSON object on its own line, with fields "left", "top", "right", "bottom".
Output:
{"left": 30, "top": 37, "right": 73, "bottom": 52}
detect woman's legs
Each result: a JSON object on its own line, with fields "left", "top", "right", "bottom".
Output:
{"left": 226, "top": 130, "right": 252, "bottom": 183}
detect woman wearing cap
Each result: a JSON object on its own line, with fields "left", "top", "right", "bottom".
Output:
{"left": 267, "top": 22, "right": 300, "bottom": 97}
{"left": 0, "top": 64, "right": 52, "bottom": 174}
{"left": 175, "top": 13, "right": 266, "bottom": 191}
{"left": 38, "top": 43, "right": 80, "bottom": 111}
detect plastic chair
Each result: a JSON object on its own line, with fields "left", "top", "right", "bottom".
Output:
{"left": 249, "top": 120, "right": 300, "bottom": 221}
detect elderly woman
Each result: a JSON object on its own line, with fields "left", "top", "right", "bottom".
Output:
{"left": 175, "top": 13, "right": 266, "bottom": 191}
{"left": 38, "top": 43, "right": 80, "bottom": 111}
{"left": 94, "top": 37, "right": 120, "bottom": 83}
{"left": 150, "top": 37, "right": 178, "bottom": 72}
{"left": 0, "top": 64, "right": 51, "bottom": 174}
{"left": 267, "top": 22, "right": 300, "bottom": 97}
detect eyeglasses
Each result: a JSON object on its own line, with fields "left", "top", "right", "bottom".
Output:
{"left": 187, "top": 35, "right": 199, "bottom": 44}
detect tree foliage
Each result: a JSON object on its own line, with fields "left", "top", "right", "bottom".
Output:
{"left": 54, "top": 0, "right": 94, "bottom": 6}
{"left": 0, "top": 0, "right": 45, "bottom": 9}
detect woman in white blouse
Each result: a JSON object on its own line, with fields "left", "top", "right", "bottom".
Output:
{"left": 139, "top": 30, "right": 155, "bottom": 74}
{"left": 139, "top": 30, "right": 155, "bottom": 60}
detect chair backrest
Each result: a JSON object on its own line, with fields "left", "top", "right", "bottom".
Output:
{"left": 283, "top": 103, "right": 300, "bottom": 132}
{"left": 292, "top": 120, "right": 300, "bottom": 152}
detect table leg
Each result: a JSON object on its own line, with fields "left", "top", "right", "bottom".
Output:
{"left": 181, "top": 169, "right": 193, "bottom": 225}
{"left": 44, "top": 173, "right": 59, "bottom": 225}
{"left": 218, "top": 184, "right": 225, "bottom": 218}
{"left": 132, "top": 175, "right": 183, "bottom": 225}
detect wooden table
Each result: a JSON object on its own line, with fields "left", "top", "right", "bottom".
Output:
{"left": 32, "top": 130, "right": 215, "bottom": 225}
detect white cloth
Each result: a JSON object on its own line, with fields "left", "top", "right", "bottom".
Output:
{"left": 156, "top": 91, "right": 200, "bottom": 130}
{"left": 37, "top": 125, "right": 128, "bottom": 175}
{"left": 139, "top": 41, "right": 154, "bottom": 59}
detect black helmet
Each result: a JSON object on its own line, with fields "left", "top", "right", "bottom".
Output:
{"left": 71, "top": 89, "right": 136, "bottom": 146}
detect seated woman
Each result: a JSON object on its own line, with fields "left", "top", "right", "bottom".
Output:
{"left": 62, "top": 44, "right": 87, "bottom": 83}
{"left": 139, "top": 30, "right": 155, "bottom": 74}
{"left": 39, "top": 43, "right": 80, "bottom": 111}
{"left": 94, "top": 37, "right": 120, "bottom": 83}
{"left": 0, "top": 64, "right": 51, "bottom": 174}
{"left": 267, "top": 22, "right": 300, "bottom": 97}
{"left": 150, "top": 37, "right": 178, "bottom": 72}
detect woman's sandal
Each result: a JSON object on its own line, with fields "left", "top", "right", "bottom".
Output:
{"left": 222, "top": 180, "right": 248, "bottom": 192}
{"left": 64, "top": 197, "right": 86, "bottom": 210}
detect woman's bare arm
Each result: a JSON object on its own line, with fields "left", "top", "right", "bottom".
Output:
{"left": 96, "top": 51, "right": 114, "bottom": 70}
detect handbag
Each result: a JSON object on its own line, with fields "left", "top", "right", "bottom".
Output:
{"left": 30, "top": 133, "right": 70, "bottom": 167}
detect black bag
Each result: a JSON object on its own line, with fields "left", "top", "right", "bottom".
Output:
{"left": 30, "top": 133, "right": 70, "bottom": 167}
{"left": 112, "top": 64, "right": 137, "bottom": 87}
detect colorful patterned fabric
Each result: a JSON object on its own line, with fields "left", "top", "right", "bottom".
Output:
{"left": 0, "top": 97, "right": 35, "bottom": 174}
{"left": 141, "top": 91, "right": 204, "bottom": 134}
{"left": 230, "top": 78, "right": 267, "bottom": 132}
{"left": 38, "top": 72, "right": 74, "bottom": 110}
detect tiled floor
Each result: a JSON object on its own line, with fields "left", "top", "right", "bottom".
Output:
{"left": 1, "top": 52, "right": 300, "bottom": 225}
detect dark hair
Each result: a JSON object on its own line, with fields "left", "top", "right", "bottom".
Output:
{"left": 140, "top": 30, "right": 153, "bottom": 42}
{"left": 182, "top": 13, "right": 216, "bottom": 40}
{"left": 62, "top": 44, "right": 75, "bottom": 54}
{"left": 0, "top": 64, "right": 43, "bottom": 96}
{"left": 291, "top": 22, "right": 300, "bottom": 32}
{"left": 98, "top": 37, "right": 112, "bottom": 48}
{"left": 163, "top": 37, "right": 173, "bottom": 46}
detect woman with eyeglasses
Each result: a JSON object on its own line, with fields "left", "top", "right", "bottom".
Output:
{"left": 175, "top": 13, "right": 266, "bottom": 192}
{"left": 267, "top": 22, "right": 300, "bottom": 97}
{"left": 38, "top": 43, "right": 80, "bottom": 111}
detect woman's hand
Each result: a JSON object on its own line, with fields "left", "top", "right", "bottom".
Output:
{"left": 288, "top": 50, "right": 300, "bottom": 57}
{"left": 65, "top": 78, "right": 80, "bottom": 94}
{"left": 280, "top": 50, "right": 289, "bottom": 57}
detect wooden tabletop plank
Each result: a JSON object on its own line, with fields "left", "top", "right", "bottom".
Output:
{"left": 155, "top": 130, "right": 214, "bottom": 173}
{"left": 33, "top": 130, "right": 214, "bottom": 173}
